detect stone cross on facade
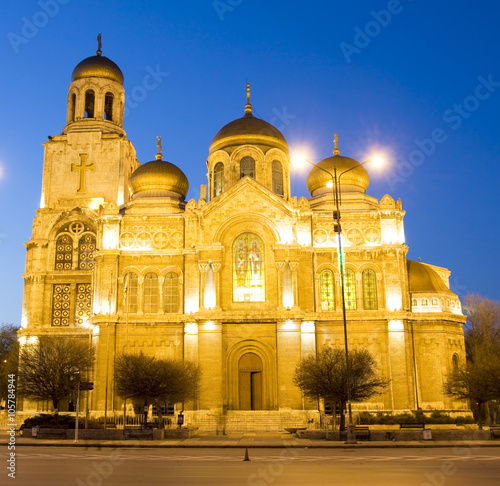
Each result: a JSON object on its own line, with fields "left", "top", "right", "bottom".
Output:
{"left": 71, "top": 154, "right": 95, "bottom": 193}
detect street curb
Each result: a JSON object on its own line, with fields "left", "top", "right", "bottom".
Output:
{"left": 2, "top": 441, "right": 499, "bottom": 449}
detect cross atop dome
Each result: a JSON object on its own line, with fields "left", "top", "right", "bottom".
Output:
{"left": 245, "top": 83, "right": 252, "bottom": 116}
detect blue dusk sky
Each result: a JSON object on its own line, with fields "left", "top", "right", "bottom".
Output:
{"left": 0, "top": 0, "right": 499, "bottom": 325}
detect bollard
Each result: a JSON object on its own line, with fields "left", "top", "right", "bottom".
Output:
{"left": 243, "top": 448, "right": 250, "bottom": 461}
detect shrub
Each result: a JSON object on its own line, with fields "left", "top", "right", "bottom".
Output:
{"left": 22, "top": 414, "right": 102, "bottom": 429}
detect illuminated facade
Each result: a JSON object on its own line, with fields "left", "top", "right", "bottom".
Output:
{"left": 19, "top": 46, "right": 469, "bottom": 430}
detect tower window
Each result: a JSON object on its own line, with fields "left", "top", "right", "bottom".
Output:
{"left": 71, "top": 93, "right": 76, "bottom": 122}
{"left": 344, "top": 269, "right": 357, "bottom": 310}
{"left": 320, "top": 269, "right": 335, "bottom": 311}
{"left": 84, "top": 90, "right": 95, "bottom": 118}
{"left": 78, "top": 233, "right": 96, "bottom": 270}
{"left": 55, "top": 234, "right": 73, "bottom": 270}
{"left": 124, "top": 273, "right": 138, "bottom": 313}
{"left": 75, "top": 283, "right": 92, "bottom": 326}
{"left": 240, "top": 157, "right": 255, "bottom": 179}
{"left": 52, "top": 284, "right": 71, "bottom": 326}
{"left": 104, "top": 92, "right": 114, "bottom": 121}
{"left": 362, "top": 268, "right": 378, "bottom": 310}
{"left": 164, "top": 272, "right": 179, "bottom": 313}
{"left": 213, "top": 162, "right": 224, "bottom": 197}
{"left": 272, "top": 160, "right": 284, "bottom": 196}
{"left": 143, "top": 272, "right": 159, "bottom": 314}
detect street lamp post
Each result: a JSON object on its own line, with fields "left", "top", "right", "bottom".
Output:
{"left": 294, "top": 143, "right": 382, "bottom": 444}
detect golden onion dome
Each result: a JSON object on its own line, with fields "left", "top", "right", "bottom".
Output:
{"left": 307, "top": 155, "right": 369, "bottom": 196}
{"left": 407, "top": 260, "right": 454, "bottom": 294}
{"left": 72, "top": 55, "right": 124, "bottom": 85}
{"left": 209, "top": 84, "right": 288, "bottom": 154}
{"left": 129, "top": 159, "right": 189, "bottom": 200}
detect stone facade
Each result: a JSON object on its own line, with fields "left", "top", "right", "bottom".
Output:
{"left": 18, "top": 47, "right": 469, "bottom": 430}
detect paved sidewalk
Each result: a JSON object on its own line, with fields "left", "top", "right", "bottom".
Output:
{"left": 1, "top": 430, "right": 499, "bottom": 448}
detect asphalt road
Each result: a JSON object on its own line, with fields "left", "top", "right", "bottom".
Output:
{"left": 3, "top": 446, "right": 500, "bottom": 486}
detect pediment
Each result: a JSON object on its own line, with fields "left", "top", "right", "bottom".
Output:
{"left": 202, "top": 176, "right": 294, "bottom": 220}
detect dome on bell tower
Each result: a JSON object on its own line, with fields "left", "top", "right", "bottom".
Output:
{"left": 71, "top": 34, "right": 123, "bottom": 84}
{"left": 64, "top": 35, "right": 126, "bottom": 136}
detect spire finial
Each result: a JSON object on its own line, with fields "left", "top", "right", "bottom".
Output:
{"left": 156, "top": 136, "right": 162, "bottom": 160}
{"left": 97, "top": 33, "right": 102, "bottom": 56}
{"left": 245, "top": 82, "right": 252, "bottom": 115}
{"left": 333, "top": 132, "right": 340, "bottom": 156}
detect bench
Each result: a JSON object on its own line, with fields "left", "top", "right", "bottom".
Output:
{"left": 490, "top": 427, "right": 500, "bottom": 439}
{"left": 399, "top": 423, "right": 426, "bottom": 430}
{"left": 340, "top": 426, "right": 371, "bottom": 440}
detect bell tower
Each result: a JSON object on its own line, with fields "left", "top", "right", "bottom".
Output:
{"left": 39, "top": 35, "right": 137, "bottom": 210}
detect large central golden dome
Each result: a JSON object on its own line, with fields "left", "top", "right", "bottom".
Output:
{"left": 209, "top": 85, "right": 288, "bottom": 154}
{"left": 307, "top": 155, "right": 369, "bottom": 197}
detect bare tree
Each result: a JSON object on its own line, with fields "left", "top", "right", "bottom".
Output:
{"left": 18, "top": 336, "right": 94, "bottom": 415}
{"left": 445, "top": 294, "right": 500, "bottom": 428}
{"left": 0, "top": 324, "right": 19, "bottom": 407}
{"left": 115, "top": 353, "right": 201, "bottom": 428}
{"left": 294, "top": 347, "right": 390, "bottom": 430}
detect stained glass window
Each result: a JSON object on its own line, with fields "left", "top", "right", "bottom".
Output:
{"left": 164, "top": 272, "right": 179, "bottom": 313}
{"left": 272, "top": 160, "right": 284, "bottom": 196}
{"left": 240, "top": 157, "right": 255, "bottom": 179}
{"left": 124, "top": 273, "right": 138, "bottom": 313}
{"left": 52, "top": 284, "right": 71, "bottom": 326}
{"left": 55, "top": 234, "right": 73, "bottom": 270}
{"left": 143, "top": 272, "right": 159, "bottom": 314}
{"left": 213, "top": 162, "right": 224, "bottom": 197}
{"left": 76, "top": 283, "right": 92, "bottom": 325}
{"left": 78, "top": 233, "right": 96, "bottom": 270}
{"left": 362, "top": 268, "right": 378, "bottom": 310}
{"left": 233, "top": 233, "right": 265, "bottom": 302}
{"left": 344, "top": 269, "right": 357, "bottom": 310}
{"left": 320, "top": 269, "right": 335, "bottom": 311}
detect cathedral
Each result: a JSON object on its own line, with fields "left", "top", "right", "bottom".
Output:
{"left": 19, "top": 42, "right": 469, "bottom": 430}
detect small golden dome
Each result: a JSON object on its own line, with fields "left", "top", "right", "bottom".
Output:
{"left": 407, "top": 260, "right": 454, "bottom": 294}
{"left": 72, "top": 55, "right": 124, "bottom": 85}
{"left": 307, "top": 155, "right": 369, "bottom": 196}
{"left": 129, "top": 160, "right": 189, "bottom": 200}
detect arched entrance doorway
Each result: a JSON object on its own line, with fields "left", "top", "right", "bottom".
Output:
{"left": 238, "top": 353, "right": 263, "bottom": 410}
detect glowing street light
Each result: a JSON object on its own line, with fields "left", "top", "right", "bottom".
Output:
{"left": 292, "top": 136, "right": 385, "bottom": 444}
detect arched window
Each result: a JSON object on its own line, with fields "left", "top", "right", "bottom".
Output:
{"left": 320, "top": 269, "right": 335, "bottom": 311}
{"left": 233, "top": 233, "right": 265, "bottom": 302}
{"left": 78, "top": 234, "right": 96, "bottom": 270}
{"left": 362, "top": 268, "right": 378, "bottom": 310}
{"left": 143, "top": 272, "right": 159, "bottom": 313}
{"left": 104, "top": 92, "right": 114, "bottom": 121}
{"left": 344, "top": 269, "right": 356, "bottom": 310}
{"left": 213, "top": 162, "right": 224, "bottom": 197}
{"left": 55, "top": 234, "right": 73, "bottom": 270}
{"left": 272, "top": 160, "right": 284, "bottom": 196}
{"left": 70, "top": 93, "right": 76, "bottom": 122}
{"left": 240, "top": 157, "right": 255, "bottom": 179}
{"left": 84, "top": 90, "right": 95, "bottom": 118}
{"left": 452, "top": 353, "right": 459, "bottom": 371}
{"left": 422, "top": 298, "right": 429, "bottom": 306}
{"left": 124, "top": 273, "right": 138, "bottom": 313}
{"left": 164, "top": 272, "right": 179, "bottom": 313}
